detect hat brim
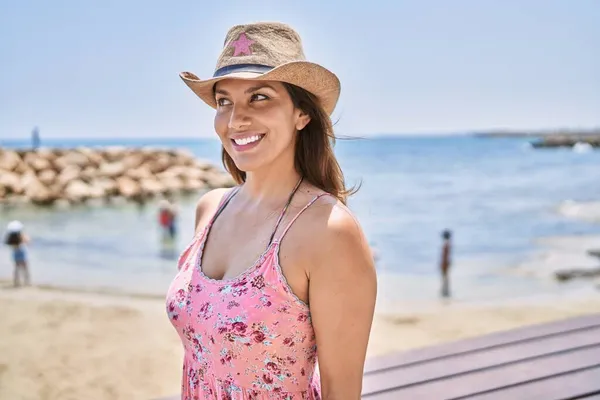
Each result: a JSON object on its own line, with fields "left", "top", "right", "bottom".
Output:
{"left": 180, "top": 61, "right": 341, "bottom": 115}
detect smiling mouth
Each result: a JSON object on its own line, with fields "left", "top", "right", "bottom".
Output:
{"left": 232, "top": 134, "right": 265, "bottom": 146}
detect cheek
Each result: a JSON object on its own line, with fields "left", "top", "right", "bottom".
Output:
{"left": 214, "top": 112, "right": 229, "bottom": 141}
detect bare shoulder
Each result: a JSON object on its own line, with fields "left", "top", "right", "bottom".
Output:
{"left": 194, "top": 187, "right": 233, "bottom": 231}
{"left": 296, "top": 194, "right": 372, "bottom": 270}
{"left": 195, "top": 188, "right": 230, "bottom": 214}
{"left": 306, "top": 195, "right": 364, "bottom": 239}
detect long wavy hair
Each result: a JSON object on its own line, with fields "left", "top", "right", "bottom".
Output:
{"left": 220, "top": 82, "right": 357, "bottom": 205}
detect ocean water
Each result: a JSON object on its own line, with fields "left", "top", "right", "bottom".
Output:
{"left": 1, "top": 135, "right": 600, "bottom": 304}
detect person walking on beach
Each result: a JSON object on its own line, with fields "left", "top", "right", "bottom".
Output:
{"left": 166, "top": 22, "right": 377, "bottom": 399}
{"left": 440, "top": 229, "right": 453, "bottom": 297}
{"left": 4, "top": 220, "right": 31, "bottom": 287}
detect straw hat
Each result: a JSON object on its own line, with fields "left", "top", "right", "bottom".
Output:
{"left": 180, "top": 22, "right": 341, "bottom": 115}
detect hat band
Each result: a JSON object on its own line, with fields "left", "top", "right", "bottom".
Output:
{"left": 213, "top": 63, "right": 273, "bottom": 77}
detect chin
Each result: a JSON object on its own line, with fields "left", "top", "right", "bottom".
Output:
{"left": 230, "top": 156, "right": 265, "bottom": 173}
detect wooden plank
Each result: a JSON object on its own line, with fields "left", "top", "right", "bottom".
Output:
{"left": 580, "top": 394, "right": 600, "bottom": 399}
{"left": 364, "top": 313, "right": 600, "bottom": 374}
{"left": 363, "top": 345, "right": 600, "bottom": 399}
{"left": 362, "top": 326, "right": 600, "bottom": 394}
{"left": 454, "top": 366, "right": 600, "bottom": 400}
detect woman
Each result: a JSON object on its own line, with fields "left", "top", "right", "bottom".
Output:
{"left": 166, "top": 22, "right": 377, "bottom": 399}
{"left": 4, "top": 220, "right": 31, "bottom": 287}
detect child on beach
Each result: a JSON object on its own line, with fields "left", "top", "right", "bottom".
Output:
{"left": 4, "top": 220, "right": 31, "bottom": 287}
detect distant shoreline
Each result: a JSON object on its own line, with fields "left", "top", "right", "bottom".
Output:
{"left": 470, "top": 128, "right": 600, "bottom": 138}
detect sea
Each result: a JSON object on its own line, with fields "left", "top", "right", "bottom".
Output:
{"left": 1, "top": 135, "right": 600, "bottom": 307}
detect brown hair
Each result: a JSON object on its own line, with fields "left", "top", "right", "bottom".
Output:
{"left": 220, "top": 82, "right": 357, "bottom": 204}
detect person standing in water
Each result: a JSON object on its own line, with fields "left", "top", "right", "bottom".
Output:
{"left": 4, "top": 220, "right": 31, "bottom": 287}
{"left": 158, "top": 196, "right": 178, "bottom": 241}
{"left": 440, "top": 229, "right": 453, "bottom": 297}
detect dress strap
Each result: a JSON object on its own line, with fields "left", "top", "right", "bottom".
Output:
{"left": 275, "top": 193, "right": 333, "bottom": 243}
{"left": 209, "top": 186, "right": 241, "bottom": 227}
{"left": 267, "top": 177, "right": 304, "bottom": 246}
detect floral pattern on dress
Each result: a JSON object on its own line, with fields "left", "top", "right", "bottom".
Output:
{"left": 166, "top": 232, "right": 321, "bottom": 400}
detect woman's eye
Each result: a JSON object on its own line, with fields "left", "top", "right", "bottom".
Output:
{"left": 251, "top": 93, "right": 269, "bottom": 102}
{"left": 216, "top": 98, "right": 232, "bottom": 106}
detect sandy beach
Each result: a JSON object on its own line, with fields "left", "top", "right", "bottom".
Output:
{"left": 0, "top": 281, "right": 598, "bottom": 400}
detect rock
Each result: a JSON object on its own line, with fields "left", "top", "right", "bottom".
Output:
{"left": 24, "top": 153, "right": 52, "bottom": 171}
{"left": 181, "top": 167, "right": 207, "bottom": 181}
{"left": 126, "top": 164, "right": 153, "bottom": 180}
{"left": 193, "top": 159, "right": 217, "bottom": 171}
{"left": 103, "top": 146, "right": 127, "bottom": 162}
{"left": 531, "top": 135, "right": 600, "bottom": 149}
{"left": 115, "top": 176, "right": 141, "bottom": 198}
{"left": 77, "top": 147, "right": 103, "bottom": 167}
{"left": 0, "top": 146, "right": 233, "bottom": 207}
{"left": 183, "top": 179, "right": 207, "bottom": 192}
{"left": 145, "top": 156, "right": 171, "bottom": 174}
{"left": 64, "top": 180, "right": 92, "bottom": 202}
{"left": 122, "top": 153, "right": 145, "bottom": 170}
{"left": 53, "top": 198, "right": 72, "bottom": 209}
{"left": 204, "top": 171, "right": 236, "bottom": 188}
{"left": 555, "top": 267, "right": 600, "bottom": 282}
{"left": 13, "top": 160, "right": 30, "bottom": 174}
{"left": 0, "top": 171, "right": 23, "bottom": 194}
{"left": 108, "top": 195, "right": 128, "bottom": 206}
{"left": 37, "top": 169, "right": 57, "bottom": 186}
{"left": 34, "top": 148, "right": 58, "bottom": 163}
{"left": 19, "top": 170, "right": 39, "bottom": 191}
{"left": 587, "top": 249, "right": 600, "bottom": 259}
{"left": 99, "top": 162, "right": 126, "bottom": 178}
{"left": 92, "top": 178, "right": 118, "bottom": 196}
{"left": 56, "top": 165, "right": 82, "bottom": 188}
{"left": 139, "top": 178, "right": 165, "bottom": 196}
{"left": 87, "top": 181, "right": 108, "bottom": 199}
{"left": 21, "top": 173, "right": 54, "bottom": 205}
{"left": 54, "top": 151, "right": 90, "bottom": 170}
{"left": 159, "top": 176, "right": 185, "bottom": 192}
{"left": 80, "top": 166, "right": 98, "bottom": 182}
{"left": 0, "top": 150, "right": 22, "bottom": 171}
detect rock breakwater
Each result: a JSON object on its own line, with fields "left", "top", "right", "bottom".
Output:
{"left": 0, "top": 146, "right": 236, "bottom": 207}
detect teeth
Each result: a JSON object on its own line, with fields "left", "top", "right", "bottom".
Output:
{"left": 234, "top": 135, "right": 262, "bottom": 145}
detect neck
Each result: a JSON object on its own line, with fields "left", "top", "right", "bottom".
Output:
{"left": 239, "top": 163, "right": 301, "bottom": 208}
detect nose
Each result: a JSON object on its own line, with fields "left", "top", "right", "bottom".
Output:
{"left": 228, "top": 104, "right": 252, "bottom": 131}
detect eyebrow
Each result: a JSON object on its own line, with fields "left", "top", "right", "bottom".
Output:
{"left": 214, "top": 83, "right": 278, "bottom": 96}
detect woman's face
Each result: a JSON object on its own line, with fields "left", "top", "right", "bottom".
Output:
{"left": 213, "top": 79, "right": 310, "bottom": 173}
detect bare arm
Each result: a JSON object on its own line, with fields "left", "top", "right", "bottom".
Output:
{"left": 309, "top": 204, "right": 377, "bottom": 399}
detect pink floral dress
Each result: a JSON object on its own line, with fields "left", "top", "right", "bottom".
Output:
{"left": 166, "top": 184, "right": 330, "bottom": 399}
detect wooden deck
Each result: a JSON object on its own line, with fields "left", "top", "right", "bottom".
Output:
{"left": 362, "top": 312, "right": 600, "bottom": 399}
{"left": 156, "top": 313, "right": 600, "bottom": 400}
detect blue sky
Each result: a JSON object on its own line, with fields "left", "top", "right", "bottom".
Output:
{"left": 1, "top": 0, "right": 598, "bottom": 139}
